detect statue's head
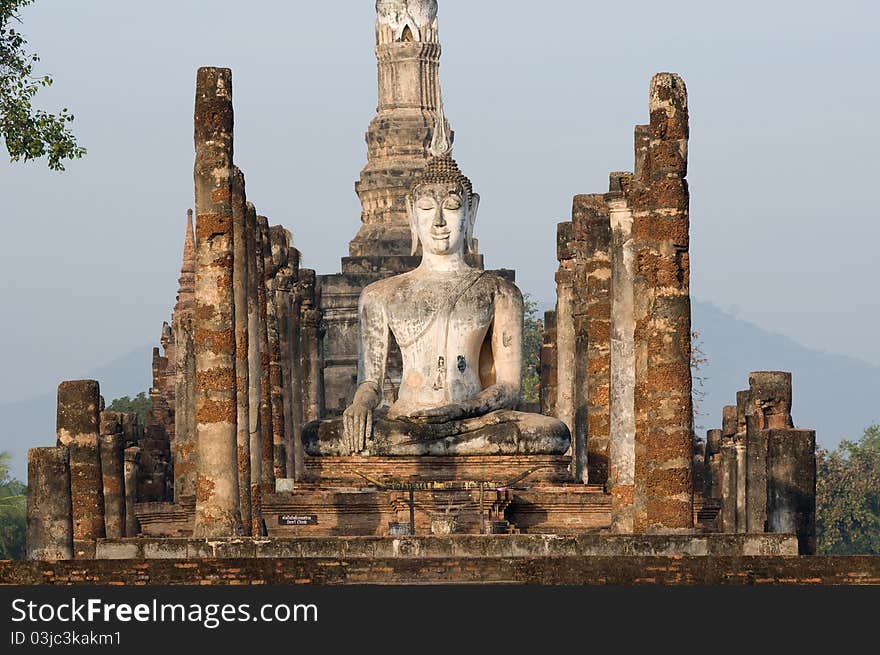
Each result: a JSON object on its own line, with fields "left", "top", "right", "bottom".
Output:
{"left": 407, "top": 108, "right": 479, "bottom": 257}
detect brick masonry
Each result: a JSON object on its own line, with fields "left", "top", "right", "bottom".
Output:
{"left": 2, "top": 555, "right": 878, "bottom": 586}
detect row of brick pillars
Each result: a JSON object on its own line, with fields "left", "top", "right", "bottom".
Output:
{"left": 547, "top": 73, "right": 694, "bottom": 533}
{"left": 706, "top": 372, "right": 817, "bottom": 554}
{"left": 28, "top": 380, "right": 144, "bottom": 559}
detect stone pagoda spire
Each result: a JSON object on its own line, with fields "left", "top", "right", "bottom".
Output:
{"left": 174, "top": 209, "right": 196, "bottom": 316}
{"left": 349, "top": 0, "right": 446, "bottom": 259}
{"left": 171, "top": 209, "right": 197, "bottom": 502}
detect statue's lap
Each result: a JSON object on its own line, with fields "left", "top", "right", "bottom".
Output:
{"left": 303, "top": 409, "right": 571, "bottom": 457}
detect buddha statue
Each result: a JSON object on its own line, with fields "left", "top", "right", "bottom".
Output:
{"left": 303, "top": 115, "right": 570, "bottom": 457}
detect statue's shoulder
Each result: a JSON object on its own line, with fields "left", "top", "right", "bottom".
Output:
{"left": 478, "top": 271, "right": 523, "bottom": 303}
{"left": 360, "top": 271, "right": 413, "bottom": 304}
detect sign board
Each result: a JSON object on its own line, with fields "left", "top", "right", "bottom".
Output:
{"left": 278, "top": 514, "right": 318, "bottom": 526}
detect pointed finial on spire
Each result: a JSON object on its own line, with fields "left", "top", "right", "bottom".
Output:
{"left": 183, "top": 208, "right": 195, "bottom": 272}
{"left": 430, "top": 92, "right": 452, "bottom": 158}
{"left": 174, "top": 209, "right": 197, "bottom": 317}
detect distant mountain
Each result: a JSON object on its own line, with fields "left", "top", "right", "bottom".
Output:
{"left": 535, "top": 298, "right": 879, "bottom": 450}
{"left": 692, "top": 301, "right": 879, "bottom": 448}
{"left": 3, "top": 301, "right": 878, "bottom": 481}
{"left": 0, "top": 345, "right": 153, "bottom": 480}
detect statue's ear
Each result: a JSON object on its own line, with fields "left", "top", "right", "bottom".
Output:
{"left": 407, "top": 193, "right": 420, "bottom": 256}
{"left": 466, "top": 193, "right": 480, "bottom": 254}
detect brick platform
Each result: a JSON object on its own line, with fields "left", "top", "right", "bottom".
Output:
{"left": 90, "top": 533, "right": 795, "bottom": 559}
{"left": 2, "top": 555, "right": 879, "bottom": 585}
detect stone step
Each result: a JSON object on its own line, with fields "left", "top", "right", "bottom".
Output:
{"left": 93, "top": 533, "right": 799, "bottom": 561}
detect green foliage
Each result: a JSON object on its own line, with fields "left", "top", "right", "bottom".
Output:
{"left": 0, "top": 451, "right": 26, "bottom": 560}
{"left": 1, "top": 0, "right": 85, "bottom": 170}
{"left": 521, "top": 294, "right": 542, "bottom": 404}
{"left": 107, "top": 392, "right": 152, "bottom": 424}
{"left": 816, "top": 424, "right": 880, "bottom": 554}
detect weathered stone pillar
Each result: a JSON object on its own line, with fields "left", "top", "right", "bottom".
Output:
{"left": 573, "top": 194, "right": 612, "bottom": 485}
{"left": 704, "top": 428, "right": 722, "bottom": 501}
{"left": 744, "top": 412, "right": 767, "bottom": 532}
{"left": 299, "top": 269, "right": 325, "bottom": 423}
{"left": 734, "top": 390, "right": 749, "bottom": 533}
{"left": 245, "top": 202, "right": 263, "bottom": 535}
{"left": 745, "top": 371, "right": 795, "bottom": 533}
{"left": 766, "top": 428, "right": 817, "bottom": 554}
{"left": 266, "top": 225, "right": 288, "bottom": 480}
{"left": 555, "top": 221, "right": 576, "bottom": 474}
{"left": 719, "top": 406, "right": 738, "bottom": 532}
{"left": 539, "top": 310, "right": 557, "bottom": 417}
{"left": 56, "top": 380, "right": 105, "bottom": 557}
{"left": 123, "top": 446, "right": 141, "bottom": 537}
{"left": 232, "top": 166, "right": 252, "bottom": 534}
{"left": 26, "top": 447, "right": 73, "bottom": 561}
{"left": 172, "top": 209, "right": 197, "bottom": 502}
{"left": 608, "top": 178, "right": 635, "bottom": 532}
{"left": 631, "top": 124, "right": 651, "bottom": 530}
{"left": 192, "top": 66, "right": 242, "bottom": 537}
{"left": 734, "top": 434, "right": 747, "bottom": 533}
{"left": 288, "top": 252, "right": 305, "bottom": 480}
{"left": 632, "top": 73, "right": 693, "bottom": 532}
{"left": 99, "top": 412, "right": 126, "bottom": 539}
{"left": 256, "top": 215, "right": 275, "bottom": 496}
{"left": 277, "top": 244, "right": 302, "bottom": 480}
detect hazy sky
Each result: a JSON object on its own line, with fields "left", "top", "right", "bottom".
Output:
{"left": 1, "top": 0, "right": 878, "bottom": 404}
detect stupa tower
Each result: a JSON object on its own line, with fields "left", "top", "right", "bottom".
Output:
{"left": 350, "top": 0, "right": 446, "bottom": 258}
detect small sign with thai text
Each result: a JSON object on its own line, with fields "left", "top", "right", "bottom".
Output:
{"left": 278, "top": 514, "right": 318, "bottom": 526}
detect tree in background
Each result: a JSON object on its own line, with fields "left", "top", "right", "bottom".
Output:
{"left": 520, "top": 294, "right": 542, "bottom": 405}
{"left": 816, "top": 424, "right": 880, "bottom": 554}
{"left": 691, "top": 330, "right": 708, "bottom": 434}
{"left": 1, "top": 0, "right": 85, "bottom": 170}
{"left": 0, "top": 451, "right": 26, "bottom": 560}
{"left": 107, "top": 392, "right": 152, "bottom": 424}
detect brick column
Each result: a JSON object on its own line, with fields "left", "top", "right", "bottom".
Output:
{"left": 745, "top": 371, "right": 795, "bottom": 533}
{"left": 719, "top": 405, "right": 738, "bottom": 532}
{"left": 277, "top": 247, "right": 302, "bottom": 480}
{"left": 266, "top": 225, "right": 287, "bottom": 481}
{"left": 99, "top": 412, "right": 126, "bottom": 539}
{"left": 192, "top": 66, "right": 242, "bottom": 537}
{"left": 555, "top": 221, "right": 577, "bottom": 475}
{"left": 767, "top": 428, "right": 817, "bottom": 555}
{"left": 232, "top": 167, "right": 252, "bottom": 534}
{"left": 123, "top": 446, "right": 141, "bottom": 537}
{"left": 608, "top": 176, "right": 635, "bottom": 531}
{"left": 734, "top": 390, "right": 750, "bottom": 533}
{"left": 539, "top": 310, "right": 557, "bottom": 417}
{"left": 56, "top": 380, "right": 105, "bottom": 557}
{"left": 26, "top": 447, "right": 72, "bottom": 561}
{"left": 256, "top": 215, "right": 275, "bottom": 496}
{"left": 288, "top": 253, "right": 305, "bottom": 480}
{"left": 704, "top": 428, "right": 722, "bottom": 501}
{"left": 245, "top": 202, "right": 263, "bottom": 535}
{"left": 632, "top": 73, "right": 693, "bottom": 532}
{"left": 573, "top": 194, "right": 612, "bottom": 485}
{"left": 299, "top": 270, "right": 325, "bottom": 423}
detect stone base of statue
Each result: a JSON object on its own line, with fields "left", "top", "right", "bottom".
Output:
{"left": 302, "top": 408, "right": 571, "bottom": 457}
{"left": 260, "top": 481, "right": 612, "bottom": 536}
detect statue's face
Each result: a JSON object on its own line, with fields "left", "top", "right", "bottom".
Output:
{"left": 411, "top": 183, "right": 469, "bottom": 256}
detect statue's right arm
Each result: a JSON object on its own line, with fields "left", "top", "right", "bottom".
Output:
{"left": 343, "top": 286, "right": 389, "bottom": 453}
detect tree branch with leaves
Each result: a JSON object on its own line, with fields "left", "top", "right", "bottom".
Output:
{"left": 1, "top": 0, "right": 84, "bottom": 170}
